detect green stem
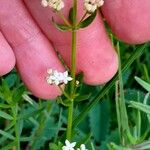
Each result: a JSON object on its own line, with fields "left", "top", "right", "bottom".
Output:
{"left": 70, "top": 0, "right": 77, "bottom": 95}
{"left": 12, "top": 104, "right": 20, "bottom": 150}
{"left": 59, "top": 86, "right": 71, "bottom": 100}
{"left": 66, "top": 0, "right": 77, "bottom": 141}
{"left": 70, "top": 30, "right": 77, "bottom": 96}
{"left": 66, "top": 101, "right": 74, "bottom": 140}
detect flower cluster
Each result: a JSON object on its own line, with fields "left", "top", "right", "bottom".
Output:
{"left": 62, "top": 140, "right": 88, "bottom": 150}
{"left": 84, "top": 0, "right": 104, "bottom": 13}
{"left": 41, "top": 0, "right": 64, "bottom": 11}
{"left": 46, "top": 69, "right": 73, "bottom": 86}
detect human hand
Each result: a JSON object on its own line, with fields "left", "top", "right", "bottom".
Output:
{"left": 0, "top": 0, "right": 149, "bottom": 99}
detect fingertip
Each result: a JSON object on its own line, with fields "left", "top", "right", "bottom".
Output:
{"left": 0, "top": 32, "right": 16, "bottom": 76}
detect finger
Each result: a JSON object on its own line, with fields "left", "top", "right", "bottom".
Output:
{"left": 0, "top": 32, "right": 15, "bottom": 76}
{"left": 0, "top": 0, "right": 64, "bottom": 99}
{"left": 24, "top": 0, "right": 118, "bottom": 85}
{"left": 102, "top": 0, "right": 150, "bottom": 44}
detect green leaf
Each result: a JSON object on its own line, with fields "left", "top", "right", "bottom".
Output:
{"left": 131, "top": 140, "right": 150, "bottom": 150}
{"left": 0, "top": 104, "right": 10, "bottom": 109}
{"left": 100, "top": 129, "right": 120, "bottom": 150}
{"left": 31, "top": 116, "right": 57, "bottom": 149}
{"left": 5, "top": 73, "right": 17, "bottom": 88}
{"left": 0, "top": 79, "right": 12, "bottom": 102}
{"left": 125, "top": 89, "right": 146, "bottom": 102}
{"left": 68, "top": 7, "right": 73, "bottom": 24}
{"left": 49, "top": 142, "right": 63, "bottom": 150}
{"left": 0, "top": 110, "right": 13, "bottom": 120}
{"left": 0, "top": 141, "right": 16, "bottom": 150}
{"left": 76, "top": 133, "right": 92, "bottom": 148}
{"left": 18, "top": 107, "right": 44, "bottom": 120}
{"left": 0, "top": 129, "right": 15, "bottom": 140}
{"left": 49, "top": 143, "right": 59, "bottom": 150}
{"left": 89, "top": 100, "right": 110, "bottom": 142}
{"left": 75, "top": 94, "right": 91, "bottom": 102}
{"left": 135, "top": 76, "right": 150, "bottom": 92}
{"left": 77, "top": 11, "right": 97, "bottom": 29}
{"left": 116, "top": 42, "right": 132, "bottom": 144}
{"left": 20, "top": 136, "right": 32, "bottom": 142}
{"left": 109, "top": 142, "right": 132, "bottom": 150}
{"left": 52, "top": 17, "right": 71, "bottom": 32}
{"left": 22, "top": 94, "right": 37, "bottom": 106}
{"left": 129, "top": 101, "right": 150, "bottom": 115}
{"left": 12, "top": 85, "right": 25, "bottom": 102}
{"left": 5, "top": 121, "right": 15, "bottom": 131}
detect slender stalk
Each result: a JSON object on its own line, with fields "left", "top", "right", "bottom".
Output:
{"left": 66, "top": 0, "right": 77, "bottom": 140}
{"left": 59, "top": 86, "right": 71, "bottom": 100}
{"left": 70, "top": 0, "right": 77, "bottom": 95}
{"left": 70, "top": 30, "right": 77, "bottom": 96}
{"left": 12, "top": 104, "right": 20, "bottom": 150}
{"left": 57, "top": 11, "right": 71, "bottom": 27}
{"left": 66, "top": 100, "right": 74, "bottom": 140}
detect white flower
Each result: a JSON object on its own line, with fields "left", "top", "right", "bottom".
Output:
{"left": 62, "top": 140, "right": 76, "bottom": 150}
{"left": 84, "top": 0, "right": 104, "bottom": 13}
{"left": 77, "top": 144, "right": 88, "bottom": 150}
{"left": 62, "top": 71, "right": 73, "bottom": 84}
{"left": 41, "top": 0, "right": 64, "bottom": 11}
{"left": 46, "top": 69, "right": 73, "bottom": 86}
{"left": 41, "top": 0, "right": 49, "bottom": 7}
{"left": 80, "top": 144, "right": 88, "bottom": 150}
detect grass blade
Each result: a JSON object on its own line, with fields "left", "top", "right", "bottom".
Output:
{"left": 0, "top": 110, "right": 13, "bottom": 120}
{"left": 135, "top": 76, "right": 150, "bottom": 92}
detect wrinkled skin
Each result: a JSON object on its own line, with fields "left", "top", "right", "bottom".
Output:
{"left": 2, "top": 0, "right": 149, "bottom": 99}
{"left": 102, "top": 0, "right": 150, "bottom": 44}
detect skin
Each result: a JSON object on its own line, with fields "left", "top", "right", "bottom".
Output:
{"left": 0, "top": 0, "right": 118, "bottom": 99}
{"left": 0, "top": 32, "right": 15, "bottom": 76}
{"left": 102, "top": 0, "right": 150, "bottom": 44}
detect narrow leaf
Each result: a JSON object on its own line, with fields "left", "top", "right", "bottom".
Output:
{"left": 132, "top": 140, "right": 150, "bottom": 150}
{"left": 0, "top": 110, "right": 13, "bottom": 120}
{"left": 135, "top": 76, "right": 150, "bottom": 92}
{"left": 1, "top": 141, "right": 16, "bottom": 150}
{"left": 52, "top": 17, "right": 71, "bottom": 32}
{"left": 0, "top": 129, "right": 15, "bottom": 140}
{"left": 77, "top": 11, "right": 97, "bottom": 29}
{"left": 129, "top": 101, "right": 150, "bottom": 115}
{"left": 69, "top": 7, "right": 73, "bottom": 24}
{"left": 75, "top": 94, "right": 91, "bottom": 102}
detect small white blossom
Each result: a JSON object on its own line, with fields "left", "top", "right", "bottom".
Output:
{"left": 76, "top": 80, "right": 80, "bottom": 86}
{"left": 62, "top": 71, "right": 73, "bottom": 84}
{"left": 84, "top": 0, "right": 104, "bottom": 13}
{"left": 41, "top": 0, "right": 64, "bottom": 11}
{"left": 62, "top": 140, "right": 76, "bottom": 150}
{"left": 80, "top": 144, "right": 88, "bottom": 150}
{"left": 46, "top": 69, "right": 73, "bottom": 86}
{"left": 41, "top": 0, "right": 49, "bottom": 7}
